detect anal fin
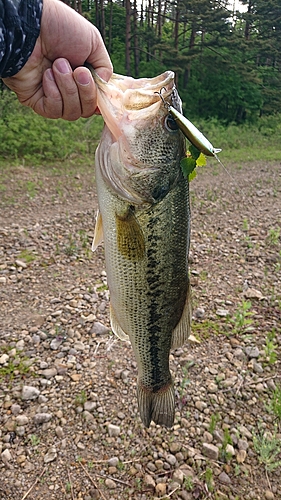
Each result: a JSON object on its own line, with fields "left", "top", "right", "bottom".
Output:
{"left": 171, "top": 281, "right": 192, "bottom": 349}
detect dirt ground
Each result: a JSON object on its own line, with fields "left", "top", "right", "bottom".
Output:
{"left": 0, "top": 159, "right": 280, "bottom": 500}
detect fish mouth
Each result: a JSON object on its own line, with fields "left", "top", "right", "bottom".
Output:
{"left": 94, "top": 70, "right": 175, "bottom": 109}
{"left": 87, "top": 67, "right": 176, "bottom": 139}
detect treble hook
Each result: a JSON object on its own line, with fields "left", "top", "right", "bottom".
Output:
{"left": 154, "top": 87, "right": 170, "bottom": 109}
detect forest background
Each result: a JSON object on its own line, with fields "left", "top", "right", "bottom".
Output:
{"left": 1, "top": 0, "right": 281, "bottom": 164}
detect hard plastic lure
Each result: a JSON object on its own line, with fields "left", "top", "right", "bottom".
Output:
{"left": 155, "top": 88, "right": 239, "bottom": 183}
{"left": 156, "top": 88, "right": 222, "bottom": 159}
{"left": 168, "top": 106, "right": 222, "bottom": 159}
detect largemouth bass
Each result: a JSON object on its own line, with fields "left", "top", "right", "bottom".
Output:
{"left": 91, "top": 70, "right": 191, "bottom": 428}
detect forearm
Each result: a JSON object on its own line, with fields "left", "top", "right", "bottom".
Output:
{"left": 0, "top": 0, "right": 43, "bottom": 78}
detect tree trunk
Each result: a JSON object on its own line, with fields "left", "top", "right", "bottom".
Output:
{"left": 108, "top": 0, "right": 113, "bottom": 53}
{"left": 95, "top": 0, "right": 99, "bottom": 30}
{"left": 174, "top": 0, "right": 180, "bottom": 52}
{"left": 133, "top": 0, "right": 140, "bottom": 77}
{"left": 125, "top": 0, "right": 131, "bottom": 75}
{"left": 245, "top": 0, "right": 253, "bottom": 40}
{"left": 100, "top": 0, "right": 106, "bottom": 41}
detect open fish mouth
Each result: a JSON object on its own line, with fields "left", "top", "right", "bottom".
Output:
{"left": 93, "top": 70, "right": 175, "bottom": 108}
{"left": 86, "top": 66, "right": 180, "bottom": 140}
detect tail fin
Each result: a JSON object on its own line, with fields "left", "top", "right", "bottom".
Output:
{"left": 137, "top": 382, "right": 175, "bottom": 428}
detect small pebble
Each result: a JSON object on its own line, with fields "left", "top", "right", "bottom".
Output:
{"left": 202, "top": 443, "right": 219, "bottom": 461}
{"left": 265, "top": 490, "right": 275, "bottom": 500}
{"left": 33, "top": 413, "right": 53, "bottom": 425}
{"left": 107, "top": 424, "right": 120, "bottom": 437}
{"left": 105, "top": 478, "right": 117, "bottom": 489}
{"left": 219, "top": 471, "right": 231, "bottom": 484}
{"left": 22, "top": 386, "right": 40, "bottom": 400}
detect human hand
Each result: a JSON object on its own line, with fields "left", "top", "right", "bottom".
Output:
{"left": 2, "top": 0, "right": 112, "bottom": 120}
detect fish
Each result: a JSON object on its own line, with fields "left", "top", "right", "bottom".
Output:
{"left": 90, "top": 69, "right": 192, "bottom": 428}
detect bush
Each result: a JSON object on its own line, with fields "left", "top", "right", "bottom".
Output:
{"left": 0, "top": 89, "right": 103, "bottom": 163}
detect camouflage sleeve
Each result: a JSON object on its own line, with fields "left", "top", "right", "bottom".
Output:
{"left": 0, "top": 0, "right": 43, "bottom": 78}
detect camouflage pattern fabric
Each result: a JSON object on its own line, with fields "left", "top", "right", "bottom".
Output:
{"left": 0, "top": 0, "right": 42, "bottom": 78}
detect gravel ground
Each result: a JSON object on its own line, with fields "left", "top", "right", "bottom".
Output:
{"left": 0, "top": 159, "right": 280, "bottom": 500}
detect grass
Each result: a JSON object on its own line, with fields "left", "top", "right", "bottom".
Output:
{"left": 193, "top": 114, "right": 281, "bottom": 163}
{"left": 230, "top": 300, "right": 254, "bottom": 335}
{"left": 75, "top": 390, "right": 87, "bottom": 406}
{"left": 191, "top": 319, "right": 224, "bottom": 339}
{"left": 209, "top": 413, "right": 220, "bottom": 434}
{"left": 266, "top": 384, "right": 281, "bottom": 421}
{"left": 0, "top": 90, "right": 103, "bottom": 164}
{"left": 1, "top": 89, "right": 281, "bottom": 167}
{"left": 220, "top": 428, "right": 233, "bottom": 462}
{"left": 204, "top": 467, "right": 214, "bottom": 492}
{"left": 264, "top": 329, "right": 278, "bottom": 365}
{"left": 29, "top": 434, "right": 41, "bottom": 446}
{"left": 252, "top": 423, "right": 281, "bottom": 488}
{"left": 0, "top": 347, "right": 32, "bottom": 381}
{"left": 17, "top": 249, "right": 37, "bottom": 263}
{"left": 266, "top": 227, "right": 280, "bottom": 246}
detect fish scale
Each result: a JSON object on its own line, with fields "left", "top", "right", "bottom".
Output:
{"left": 91, "top": 70, "right": 192, "bottom": 427}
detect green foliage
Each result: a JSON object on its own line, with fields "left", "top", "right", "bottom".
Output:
{"left": 204, "top": 467, "right": 214, "bottom": 492}
{"left": 0, "top": 90, "right": 103, "bottom": 163}
{"left": 266, "top": 227, "right": 280, "bottom": 246}
{"left": 264, "top": 330, "right": 278, "bottom": 365}
{"left": 266, "top": 384, "right": 281, "bottom": 421}
{"left": 29, "top": 434, "right": 40, "bottom": 446}
{"left": 231, "top": 300, "right": 254, "bottom": 335}
{"left": 253, "top": 424, "right": 281, "bottom": 472}
{"left": 180, "top": 146, "right": 207, "bottom": 181}
{"left": 59, "top": 0, "right": 281, "bottom": 125}
{"left": 209, "top": 413, "right": 220, "bottom": 434}
{"left": 75, "top": 390, "right": 87, "bottom": 406}
{"left": 17, "top": 250, "right": 37, "bottom": 263}
{"left": 192, "top": 319, "right": 223, "bottom": 339}
{"left": 0, "top": 347, "right": 32, "bottom": 381}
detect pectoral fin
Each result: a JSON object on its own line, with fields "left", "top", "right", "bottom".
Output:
{"left": 171, "top": 282, "right": 192, "bottom": 349}
{"left": 116, "top": 206, "right": 145, "bottom": 261}
{"left": 92, "top": 210, "right": 103, "bottom": 252}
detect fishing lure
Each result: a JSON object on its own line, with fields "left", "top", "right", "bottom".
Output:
{"left": 156, "top": 88, "right": 239, "bottom": 184}
{"left": 156, "top": 88, "right": 222, "bottom": 159}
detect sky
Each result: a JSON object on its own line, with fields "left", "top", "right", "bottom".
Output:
{"left": 229, "top": 0, "right": 248, "bottom": 13}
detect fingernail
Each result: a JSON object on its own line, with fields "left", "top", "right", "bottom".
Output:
{"left": 76, "top": 71, "right": 91, "bottom": 86}
{"left": 46, "top": 68, "right": 55, "bottom": 81}
{"left": 56, "top": 59, "right": 71, "bottom": 74}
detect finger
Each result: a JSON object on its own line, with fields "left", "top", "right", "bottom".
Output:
{"left": 38, "top": 68, "right": 64, "bottom": 119}
{"left": 73, "top": 67, "right": 98, "bottom": 118}
{"left": 87, "top": 31, "right": 113, "bottom": 82}
{"left": 52, "top": 58, "right": 82, "bottom": 121}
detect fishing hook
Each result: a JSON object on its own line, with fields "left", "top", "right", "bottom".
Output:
{"left": 154, "top": 87, "right": 170, "bottom": 109}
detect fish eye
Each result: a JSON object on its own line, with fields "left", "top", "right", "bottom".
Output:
{"left": 164, "top": 114, "right": 178, "bottom": 132}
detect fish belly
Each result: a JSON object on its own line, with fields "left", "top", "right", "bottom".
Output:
{"left": 95, "top": 155, "right": 191, "bottom": 428}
